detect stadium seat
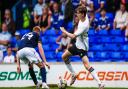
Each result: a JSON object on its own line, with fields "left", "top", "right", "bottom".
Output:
{"left": 95, "top": 13, "right": 100, "bottom": 19}
{"left": 43, "top": 44, "right": 50, "bottom": 51}
{"left": 41, "top": 36, "right": 48, "bottom": 44}
{"left": 97, "top": 30, "right": 108, "bottom": 36}
{"left": 89, "top": 37, "right": 97, "bottom": 43}
{"left": 106, "top": 13, "right": 114, "bottom": 22}
{"left": 88, "top": 52, "right": 95, "bottom": 59}
{"left": 112, "top": 37, "right": 124, "bottom": 43}
{"left": 56, "top": 52, "right": 63, "bottom": 58}
{"left": 44, "top": 29, "right": 57, "bottom": 36}
{"left": 104, "top": 44, "right": 121, "bottom": 51}
{"left": 10, "top": 37, "right": 16, "bottom": 47}
{"left": 50, "top": 44, "right": 59, "bottom": 51}
{"left": 88, "top": 29, "right": 95, "bottom": 36}
{"left": 122, "top": 52, "right": 128, "bottom": 62}
{"left": 110, "top": 52, "right": 121, "bottom": 59}
{"left": 110, "top": 29, "right": 122, "bottom": 36}
{"left": 56, "top": 52, "right": 63, "bottom": 62}
{"left": 45, "top": 52, "right": 55, "bottom": 59}
{"left": 47, "top": 36, "right": 57, "bottom": 43}
{"left": 90, "top": 44, "right": 103, "bottom": 51}
{"left": 122, "top": 44, "right": 128, "bottom": 51}
{"left": 47, "top": 59, "right": 57, "bottom": 62}
{"left": 95, "top": 52, "right": 109, "bottom": 59}
{"left": 99, "top": 37, "right": 112, "bottom": 43}
{"left": 67, "top": 21, "right": 73, "bottom": 31}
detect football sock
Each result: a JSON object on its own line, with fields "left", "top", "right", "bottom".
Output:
{"left": 29, "top": 67, "right": 38, "bottom": 85}
{"left": 40, "top": 67, "right": 46, "bottom": 83}
{"left": 65, "top": 58, "right": 75, "bottom": 75}
{"left": 88, "top": 67, "right": 101, "bottom": 84}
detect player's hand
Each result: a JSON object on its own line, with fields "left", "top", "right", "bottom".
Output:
{"left": 17, "top": 66, "right": 21, "bottom": 73}
{"left": 44, "top": 62, "right": 50, "bottom": 69}
{"left": 60, "top": 27, "right": 66, "bottom": 33}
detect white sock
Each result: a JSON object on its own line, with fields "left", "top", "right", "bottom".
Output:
{"left": 66, "top": 63, "right": 75, "bottom": 75}
{"left": 89, "top": 67, "right": 101, "bottom": 84}
{"left": 65, "top": 59, "right": 75, "bottom": 75}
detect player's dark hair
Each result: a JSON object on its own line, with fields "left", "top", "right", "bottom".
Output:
{"left": 76, "top": 6, "right": 87, "bottom": 16}
{"left": 100, "top": 8, "right": 106, "bottom": 12}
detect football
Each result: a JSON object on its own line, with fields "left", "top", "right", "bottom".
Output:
{"left": 57, "top": 77, "right": 67, "bottom": 89}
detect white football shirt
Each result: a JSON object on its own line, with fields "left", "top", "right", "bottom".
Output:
{"left": 74, "top": 15, "right": 89, "bottom": 51}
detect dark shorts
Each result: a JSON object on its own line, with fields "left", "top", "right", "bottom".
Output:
{"left": 68, "top": 45, "right": 87, "bottom": 58}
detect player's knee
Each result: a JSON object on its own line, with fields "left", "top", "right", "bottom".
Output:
{"left": 62, "top": 54, "right": 66, "bottom": 60}
{"left": 36, "top": 62, "right": 45, "bottom": 68}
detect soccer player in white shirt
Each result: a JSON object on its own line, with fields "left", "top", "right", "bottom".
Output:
{"left": 60, "top": 6, "right": 105, "bottom": 89}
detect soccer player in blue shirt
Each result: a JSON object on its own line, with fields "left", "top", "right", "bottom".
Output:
{"left": 16, "top": 26, "right": 50, "bottom": 89}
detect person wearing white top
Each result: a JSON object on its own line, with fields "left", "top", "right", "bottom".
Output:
{"left": 34, "top": 0, "right": 45, "bottom": 16}
{"left": 3, "top": 47, "right": 15, "bottom": 64}
{"left": 60, "top": 6, "right": 105, "bottom": 89}
{"left": 56, "top": 33, "right": 70, "bottom": 53}
{"left": 114, "top": 3, "right": 128, "bottom": 30}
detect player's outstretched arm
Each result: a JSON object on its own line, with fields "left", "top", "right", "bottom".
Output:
{"left": 38, "top": 42, "right": 50, "bottom": 69}
{"left": 60, "top": 27, "right": 76, "bottom": 39}
{"left": 16, "top": 54, "right": 21, "bottom": 73}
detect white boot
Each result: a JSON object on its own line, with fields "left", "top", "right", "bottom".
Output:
{"left": 36, "top": 82, "right": 42, "bottom": 89}
{"left": 99, "top": 82, "right": 105, "bottom": 89}
{"left": 42, "top": 82, "right": 49, "bottom": 89}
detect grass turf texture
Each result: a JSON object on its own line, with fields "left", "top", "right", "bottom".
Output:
{"left": 0, "top": 87, "right": 127, "bottom": 89}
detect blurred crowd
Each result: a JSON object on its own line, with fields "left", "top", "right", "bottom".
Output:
{"left": 0, "top": 0, "right": 128, "bottom": 63}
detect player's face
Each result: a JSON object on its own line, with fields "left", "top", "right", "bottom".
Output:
{"left": 7, "top": 48, "right": 12, "bottom": 55}
{"left": 76, "top": 11, "right": 83, "bottom": 20}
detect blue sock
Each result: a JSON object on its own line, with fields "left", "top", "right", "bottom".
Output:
{"left": 40, "top": 67, "right": 46, "bottom": 83}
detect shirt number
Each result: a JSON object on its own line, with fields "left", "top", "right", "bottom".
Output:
{"left": 21, "top": 33, "right": 33, "bottom": 40}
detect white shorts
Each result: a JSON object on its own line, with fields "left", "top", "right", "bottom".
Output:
{"left": 17, "top": 47, "right": 42, "bottom": 64}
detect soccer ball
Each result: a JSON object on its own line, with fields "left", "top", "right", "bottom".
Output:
{"left": 57, "top": 78, "right": 67, "bottom": 89}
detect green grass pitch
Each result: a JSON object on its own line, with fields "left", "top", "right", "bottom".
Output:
{"left": 0, "top": 87, "right": 127, "bottom": 89}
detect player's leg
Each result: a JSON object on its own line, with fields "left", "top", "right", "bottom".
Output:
{"left": 62, "top": 50, "right": 75, "bottom": 75}
{"left": 28, "top": 63, "right": 38, "bottom": 85}
{"left": 81, "top": 55, "right": 105, "bottom": 89}
{"left": 62, "top": 45, "right": 79, "bottom": 85}
{"left": 28, "top": 63, "right": 42, "bottom": 88}
{"left": 36, "top": 62, "right": 49, "bottom": 89}
{"left": 26, "top": 48, "right": 49, "bottom": 89}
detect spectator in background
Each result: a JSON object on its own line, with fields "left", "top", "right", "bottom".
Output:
{"left": 69, "top": 14, "right": 79, "bottom": 47}
{"left": 113, "top": 3, "right": 128, "bottom": 30}
{"left": 0, "top": 23, "right": 11, "bottom": 55}
{"left": 51, "top": 2, "right": 64, "bottom": 30}
{"left": 12, "top": 31, "right": 21, "bottom": 52}
{"left": 16, "top": 0, "right": 31, "bottom": 30}
{"left": 89, "top": 11, "right": 98, "bottom": 30}
{"left": 0, "top": 50, "right": 3, "bottom": 63}
{"left": 98, "top": 9, "right": 110, "bottom": 30}
{"left": 56, "top": 33, "right": 70, "bottom": 53}
{"left": 4, "top": 9, "right": 15, "bottom": 36}
{"left": 95, "top": 1, "right": 105, "bottom": 13}
{"left": 64, "top": 0, "right": 74, "bottom": 25}
{"left": 34, "top": 5, "right": 51, "bottom": 32}
{"left": 3, "top": 47, "right": 15, "bottom": 64}
{"left": 125, "top": 24, "right": 128, "bottom": 41}
{"left": 34, "top": 0, "right": 45, "bottom": 16}
{"left": 79, "top": 0, "right": 94, "bottom": 12}
{"left": 71, "top": 0, "right": 79, "bottom": 9}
